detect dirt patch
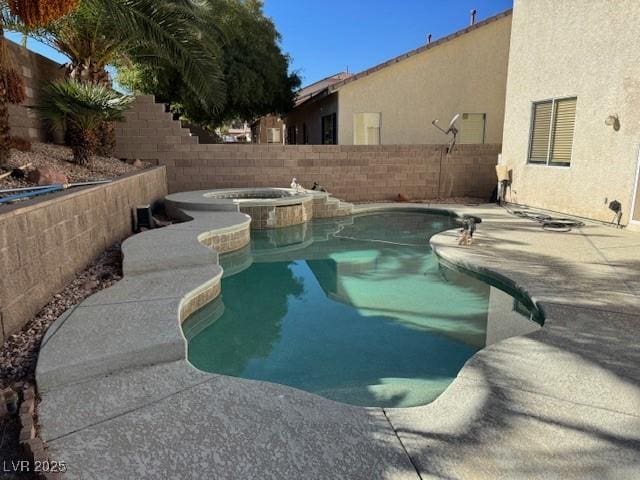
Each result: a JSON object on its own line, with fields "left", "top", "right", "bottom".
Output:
{"left": 0, "top": 142, "right": 152, "bottom": 193}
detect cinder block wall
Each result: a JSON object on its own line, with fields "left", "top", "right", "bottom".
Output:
{"left": 6, "top": 39, "right": 65, "bottom": 142}
{"left": 115, "top": 96, "right": 500, "bottom": 201}
{"left": 0, "top": 167, "right": 167, "bottom": 343}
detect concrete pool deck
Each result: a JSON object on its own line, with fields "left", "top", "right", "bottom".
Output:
{"left": 35, "top": 202, "right": 640, "bottom": 479}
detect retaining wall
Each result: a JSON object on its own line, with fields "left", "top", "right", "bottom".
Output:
{"left": 0, "top": 167, "right": 167, "bottom": 343}
{"left": 115, "top": 96, "right": 501, "bottom": 202}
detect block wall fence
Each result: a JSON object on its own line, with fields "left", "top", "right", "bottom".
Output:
{"left": 115, "top": 96, "right": 501, "bottom": 202}
{"left": 6, "top": 40, "right": 66, "bottom": 142}
{"left": 0, "top": 167, "right": 167, "bottom": 343}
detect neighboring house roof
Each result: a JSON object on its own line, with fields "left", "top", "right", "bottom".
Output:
{"left": 293, "top": 71, "right": 352, "bottom": 107}
{"left": 249, "top": 73, "right": 349, "bottom": 125}
{"left": 291, "top": 8, "right": 512, "bottom": 110}
{"left": 250, "top": 113, "right": 279, "bottom": 129}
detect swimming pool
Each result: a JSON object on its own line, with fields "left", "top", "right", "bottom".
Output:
{"left": 183, "top": 211, "right": 542, "bottom": 408}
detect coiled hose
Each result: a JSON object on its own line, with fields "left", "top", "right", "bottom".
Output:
{"left": 506, "top": 208, "right": 585, "bottom": 232}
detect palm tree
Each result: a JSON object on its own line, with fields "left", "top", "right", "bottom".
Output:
{"left": 19, "top": 0, "right": 225, "bottom": 156}
{"left": 2, "top": 1, "right": 226, "bottom": 162}
{"left": 6, "top": 1, "right": 78, "bottom": 27}
{"left": 36, "top": 79, "right": 132, "bottom": 164}
{"left": 33, "top": 0, "right": 225, "bottom": 114}
{"left": 0, "top": 1, "right": 78, "bottom": 165}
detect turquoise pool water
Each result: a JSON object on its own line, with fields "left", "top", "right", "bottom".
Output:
{"left": 183, "top": 211, "right": 541, "bottom": 408}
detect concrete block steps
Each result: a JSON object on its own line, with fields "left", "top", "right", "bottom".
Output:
{"left": 312, "top": 193, "right": 354, "bottom": 219}
{"left": 127, "top": 94, "right": 201, "bottom": 145}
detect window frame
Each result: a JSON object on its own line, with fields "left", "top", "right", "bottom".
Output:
{"left": 267, "top": 127, "right": 281, "bottom": 144}
{"left": 459, "top": 112, "right": 486, "bottom": 145}
{"left": 321, "top": 113, "right": 337, "bottom": 145}
{"left": 353, "top": 112, "right": 381, "bottom": 145}
{"left": 287, "top": 125, "right": 297, "bottom": 145}
{"left": 527, "top": 96, "right": 577, "bottom": 168}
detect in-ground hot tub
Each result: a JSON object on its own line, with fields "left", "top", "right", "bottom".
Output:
{"left": 165, "top": 188, "right": 315, "bottom": 229}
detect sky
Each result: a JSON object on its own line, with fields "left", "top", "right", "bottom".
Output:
{"left": 5, "top": 0, "right": 513, "bottom": 88}
{"left": 263, "top": 0, "right": 513, "bottom": 86}
{"left": 5, "top": 32, "right": 68, "bottom": 64}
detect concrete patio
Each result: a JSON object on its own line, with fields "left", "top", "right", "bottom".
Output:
{"left": 35, "top": 203, "right": 640, "bottom": 479}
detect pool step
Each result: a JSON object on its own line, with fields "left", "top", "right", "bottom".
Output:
{"left": 336, "top": 202, "right": 354, "bottom": 216}
{"left": 312, "top": 194, "right": 354, "bottom": 219}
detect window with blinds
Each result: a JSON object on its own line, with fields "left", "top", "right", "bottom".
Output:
{"left": 459, "top": 113, "right": 486, "bottom": 144}
{"left": 528, "top": 97, "right": 577, "bottom": 166}
{"left": 353, "top": 113, "right": 381, "bottom": 145}
{"left": 267, "top": 127, "right": 281, "bottom": 144}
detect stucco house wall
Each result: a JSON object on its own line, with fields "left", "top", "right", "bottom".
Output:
{"left": 501, "top": 0, "right": 640, "bottom": 224}
{"left": 337, "top": 12, "right": 512, "bottom": 145}
{"left": 284, "top": 93, "right": 339, "bottom": 144}
{"left": 285, "top": 11, "right": 511, "bottom": 146}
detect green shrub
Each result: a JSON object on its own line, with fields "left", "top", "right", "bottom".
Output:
{"left": 36, "top": 79, "right": 132, "bottom": 164}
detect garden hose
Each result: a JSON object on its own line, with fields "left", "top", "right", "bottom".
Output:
{"left": 506, "top": 207, "right": 585, "bottom": 232}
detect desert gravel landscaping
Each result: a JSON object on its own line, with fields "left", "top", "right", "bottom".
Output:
{"left": 0, "top": 143, "right": 152, "bottom": 195}
{"left": 0, "top": 244, "right": 123, "bottom": 477}
{"left": 0, "top": 244, "right": 123, "bottom": 389}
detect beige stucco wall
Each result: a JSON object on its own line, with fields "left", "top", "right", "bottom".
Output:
{"left": 502, "top": 0, "right": 640, "bottom": 224}
{"left": 336, "top": 13, "right": 512, "bottom": 145}
{"left": 284, "top": 93, "right": 339, "bottom": 144}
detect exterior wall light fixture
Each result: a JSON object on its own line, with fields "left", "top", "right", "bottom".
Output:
{"left": 605, "top": 114, "right": 620, "bottom": 131}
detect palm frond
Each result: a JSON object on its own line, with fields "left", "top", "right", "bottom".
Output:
{"left": 35, "top": 79, "right": 133, "bottom": 130}
{"left": 81, "top": 0, "right": 226, "bottom": 113}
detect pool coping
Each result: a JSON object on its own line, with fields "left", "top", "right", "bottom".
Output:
{"left": 166, "top": 187, "right": 320, "bottom": 210}
{"left": 35, "top": 200, "right": 640, "bottom": 479}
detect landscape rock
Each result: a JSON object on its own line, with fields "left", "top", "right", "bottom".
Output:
{"left": 20, "top": 397, "right": 35, "bottom": 416}
{"left": 23, "top": 385, "right": 35, "bottom": 401}
{"left": 18, "top": 409, "right": 35, "bottom": 445}
{"left": 2, "top": 387, "right": 18, "bottom": 414}
{"left": 18, "top": 423, "right": 35, "bottom": 444}
{"left": 23, "top": 437, "right": 45, "bottom": 462}
{"left": 82, "top": 279, "right": 99, "bottom": 291}
{"left": 27, "top": 167, "right": 68, "bottom": 186}
{"left": 0, "top": 244, "right": 123, "bottom": 390}
{"left": 1, "top": 142, "right": 151, "bottom": 193}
